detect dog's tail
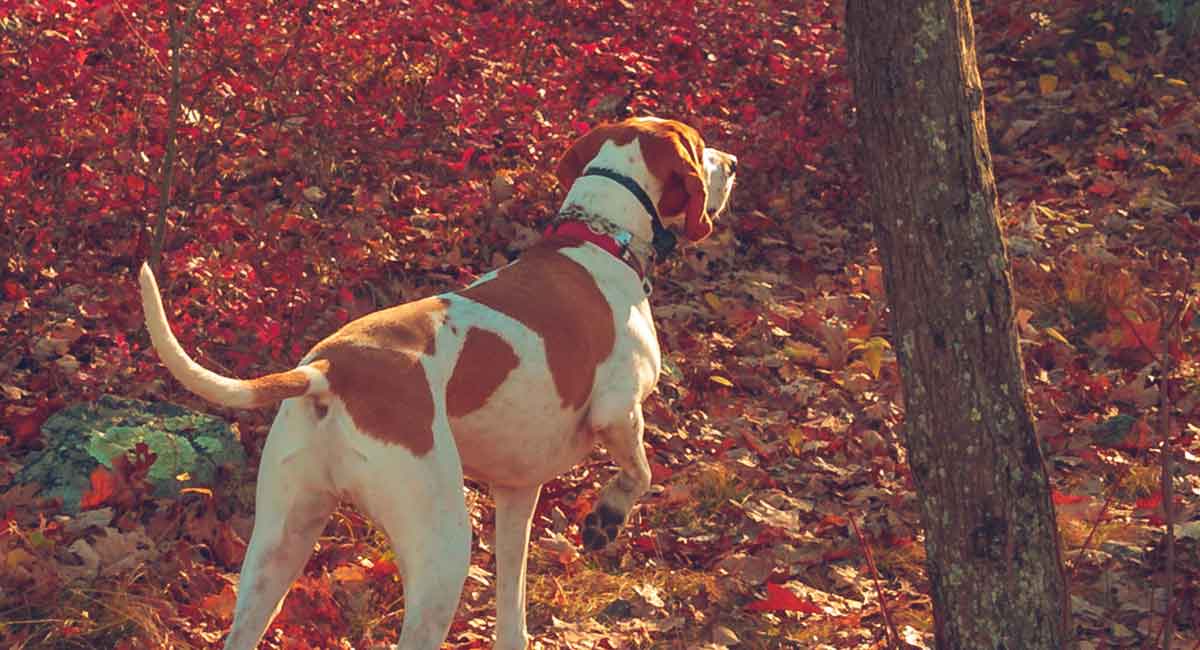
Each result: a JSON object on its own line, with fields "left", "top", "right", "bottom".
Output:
{"left": 138, "top": 262, "right": 328, "bottom": 408}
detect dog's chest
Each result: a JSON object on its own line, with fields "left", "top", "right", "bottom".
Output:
{"left": 437, "top": 241, "right": 658, "bottom": 485}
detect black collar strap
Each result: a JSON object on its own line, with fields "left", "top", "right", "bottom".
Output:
{"left": 581, "top": 167, "right": 677, "bottom": 260}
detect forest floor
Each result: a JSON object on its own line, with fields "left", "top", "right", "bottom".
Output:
{"left": 1, "top": 1, "right": 1198, "bottom": 648}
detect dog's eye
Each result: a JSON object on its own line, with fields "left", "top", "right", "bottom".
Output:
{"left": 727, "top": 160, "right": 738, "bottom": 175}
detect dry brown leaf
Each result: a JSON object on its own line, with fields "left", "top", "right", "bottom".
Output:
{"left": 91, "top": 526, "right": 158, "bottom": 577}
{"left": 742, "top": 498, "right": 801, "bottom": 533}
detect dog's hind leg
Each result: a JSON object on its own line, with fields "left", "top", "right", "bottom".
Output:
{"left": 357, "top": 423, "right": 471, "bottom": 650}
{"left": 224, "top": 402, "right": 336, "bottom": 650}
{"left": 492, "top": 484, "right": 541, "bottom": 650}
{"left": 582, "top": 406, "right": 651, "bottom": 551}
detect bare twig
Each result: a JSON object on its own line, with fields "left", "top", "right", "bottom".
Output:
{"left": 1070, "top": 481, "right": 1121, "bottom": 577}
{"left": 1069, "top": 299, "right": 1159, "bottom": 587}
{"left": 1111, "top": 305, "right": 1161, "bottom": 360}
{"left": 149, "top": 0, "right": 202, "bottom": 273}
{"left": 1115, "top": 284, "right": 1192, "bottom": 650}
{"left": 1156, "top": 292, "right": 1191, "bottom": 650}
{"left": 114, "top": 1, "right": 168, "bottom": 74}
{"left": 849, "top": 515, "right": 900, "bottom": 649}
{"left": 1158, "top": 330, "right": 1175, "bottom": 650}
{"left": 265, "top": 0, "right": 313, "bottom": 99}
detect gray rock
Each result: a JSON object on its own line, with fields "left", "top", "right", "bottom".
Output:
{"left": 14, "top": 395, "right": 245, "bottom": 513}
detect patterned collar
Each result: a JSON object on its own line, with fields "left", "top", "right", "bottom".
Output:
{"left": 579, "top": 167, "right": 677, "bottom": 260}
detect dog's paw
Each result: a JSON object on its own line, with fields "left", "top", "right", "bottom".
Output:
{"left": 581, "top": 502, "right": 626, "bottom": 551}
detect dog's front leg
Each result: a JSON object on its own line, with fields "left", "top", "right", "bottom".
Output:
{"left": 492, "top": 484, "right": 541, "bottom": 650}
{"left": 582, "top": 407, "right": 651, "bottom": 550}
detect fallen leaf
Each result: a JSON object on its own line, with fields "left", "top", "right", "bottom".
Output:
{"left": 64, "top": 538, "right": 101, "bottom": 581}
{"left": 63, "top": 507, "right": 115, "bottom": 535}
{"left": 1051, "top": 490, "right": 1085, "bottom": 505}
{"left": 1044, "top": 327, "right": 1073, "bottom": 348}
{"left": 1087, "top": 180, "right": 1117, "bottom": 197}
{"left": 1175, "top": 521, "right": 1200, "bottom": 540}
{"left": 716, "top": 553, "right": 774, "bottom": 586}
{"left": 711, "top": 624, "right": 740, "bottom": 645}
{"left": 746, "top": 582, "right": 822, "bottom": 613}
{"left": 537, "top": 529, "right": 580, "bottom": 566}
{"left": 1, "top": 383, "right": 25, "bottom": 400}
{"left": 633, "top": 583, "right": 665, "bottom": 608}
{"left": 704, "top": 292, "right": 723, "bottom": 311}
{"left": 661, "top": 482, "right": 694, "bottom": 506}
{"left": 200, "top": 583, "right": 238, "bottom": 621}
{"left": 4, "top": 547, "right": 36, "bottom": 573}
{"left": 1038, "top": 74, "right": 1058, "bottom": 95}
{"left": 331, "top": 564, "right": 368, "bottom": 583}
{"left": 1108, "top": 64, "right": 1133, "bottom": 85}
{"left": 91, "top": 526, "right": 157, "bottom": 577}
{"left": 783, "top": 341, "right": 824, "bottom": 365}
{"left": 901, "top": 624, "right": 931, "bottom": 649}
{"left": 742, "top": 498, "right": 801, "bottom": 533}
{"left": 79, "top": 466, "right": 117, "bottom": 510}
{"left": 857, "top": 336, "right": 891, "bottom": 379}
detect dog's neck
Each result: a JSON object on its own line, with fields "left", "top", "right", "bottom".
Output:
{"left": 559, "top": 175, "right": 658, "bottom": 244}
{"left": 561, "top": 139, "right": 663, "bottom": 243}
{"left": 554, "top": 140, "right": 665, "bottom": 279}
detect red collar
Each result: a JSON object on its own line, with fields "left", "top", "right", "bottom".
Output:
{"left": 543, "top": 220, "right": 646, "bottom": 279}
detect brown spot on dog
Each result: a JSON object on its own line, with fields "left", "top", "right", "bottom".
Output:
{"left": 321, "top": 296, "right": 446, "bottom": 356}
{"left": 312, "top": 345, "right": 435, "bottom": 454}
{"left": 447, "top": 327, "right": 519, "bottom": 418}
{"left": 460, "top": 242, "right": 614, "bottom": 410}
{"left": 555, "top": 117, "right": 711, "bottom": 240}
{"left": 306, "top": 297, "right": 447, "bottom": 455}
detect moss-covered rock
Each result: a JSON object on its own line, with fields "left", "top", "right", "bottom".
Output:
{"left": 15, "top": 395, "right": 245, "bottom": 513}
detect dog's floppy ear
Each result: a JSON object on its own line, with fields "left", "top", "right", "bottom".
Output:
{"left": 556, "top": 126, "right": 618, "bottom": 191}
{"left": 642, "top": 121, "right": 711, "bottom": 241}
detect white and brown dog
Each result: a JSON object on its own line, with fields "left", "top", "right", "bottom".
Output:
{"left": 139, "top": 117, "right": 736, "bottom": 649}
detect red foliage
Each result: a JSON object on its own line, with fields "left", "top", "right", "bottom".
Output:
{"left": 1, "top": 0, "right": 851, "bottom": 408}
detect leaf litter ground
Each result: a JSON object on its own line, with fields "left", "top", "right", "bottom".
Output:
{"left": 1, "top": 1, "right": 1198, "bottom": 648}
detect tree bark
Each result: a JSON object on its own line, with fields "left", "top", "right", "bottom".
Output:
{"left": 844, "top": 2, "right": 1071, "bottom": 648}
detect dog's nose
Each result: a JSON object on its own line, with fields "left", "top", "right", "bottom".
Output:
{"left": 728, "top": 157, "right": 738, "bottom": 174}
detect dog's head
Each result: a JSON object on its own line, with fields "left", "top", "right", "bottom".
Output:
{"left": 556, "top": 117, "right": 737, "bottom": 242}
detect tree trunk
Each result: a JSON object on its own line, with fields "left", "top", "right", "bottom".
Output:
{"left": 844, "top": 2, "right": 1071, "bottom": 648}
